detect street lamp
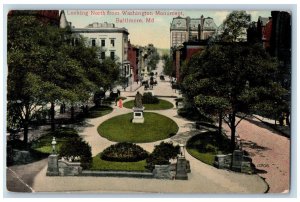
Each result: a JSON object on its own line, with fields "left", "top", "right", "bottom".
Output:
{"left": 51, "top": 137, "right": 57, "bottom": 154}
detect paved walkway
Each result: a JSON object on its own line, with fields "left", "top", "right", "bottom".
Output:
{"left": 27, "top": 60, "right": 268, "bottom": 193}
{"left": 222, "top": 117, "right": 290, "bottom": 193}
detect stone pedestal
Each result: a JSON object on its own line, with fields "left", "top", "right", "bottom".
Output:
{"left": 175, "top": 157, "right": 188, "bottom": 180}
{"left": 46, "top": 154, "right": 59, "bottom": 176}
{"left": 132, "top": 107, "right": 145, "bottom": 123}
{"left": 232, "top": 150, "right": 243, "bottom": 172}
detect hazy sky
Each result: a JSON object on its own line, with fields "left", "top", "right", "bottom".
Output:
{"left": 65, "top": 10, "right": 271, "bottom": 49}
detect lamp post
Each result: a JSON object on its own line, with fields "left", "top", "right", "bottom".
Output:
{"left": 51, "top": 137, "right": 57, "bottom": 154}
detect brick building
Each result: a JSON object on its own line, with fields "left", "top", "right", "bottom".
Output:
{"left": 127, "top": 40, "right": 140, "bottom": 82}
{"left": 170, "top": 15, "right": 217, "bottom": 49}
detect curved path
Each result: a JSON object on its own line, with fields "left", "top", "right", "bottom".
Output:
{"left": 31, "top": 66, "right": 268, "bottom": 193}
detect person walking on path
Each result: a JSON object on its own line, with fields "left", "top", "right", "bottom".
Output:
{"left": 118, "top": 98, "right": 123, "bottom": 108}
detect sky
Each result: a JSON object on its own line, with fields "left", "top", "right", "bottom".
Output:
{"left": 66, "top": 10, "right": 271, "bottom": 49}
{"left": 65, "top": 10, "right": 271, "bottom": 48}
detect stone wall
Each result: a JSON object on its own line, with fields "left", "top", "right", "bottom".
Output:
{"left": 12, "top": 149, "right": 32, "bottom": 164}
{"left": 58, "top": 159, "right": 82, "bottom": 176}
{"left": 213, "top": 150, "right": 253, "bottom": 174}
{"left": 152, "top": 164, "right": 176, "bottom": 179}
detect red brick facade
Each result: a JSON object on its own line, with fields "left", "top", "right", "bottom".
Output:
{"left": 128, "top": 41, "right": 139, "bottom": 81}
{"left": 263, "top": 19, "right": 272, "bottom": 50}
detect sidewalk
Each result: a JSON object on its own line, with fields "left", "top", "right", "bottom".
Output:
{"left": 252, "top": 115, "right": 290, "bottom": 137}
{"left": 222, "top": 117, "right": 290, "bottom": 193}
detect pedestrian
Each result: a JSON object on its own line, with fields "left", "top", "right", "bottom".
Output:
{"left": 175, "top": 101, "right": 178, "bottom": 108}
{"left": 118, "top": 98, "right": 123, "bottom": 108}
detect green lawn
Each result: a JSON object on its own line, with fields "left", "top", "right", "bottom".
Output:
{"left": 186, "top": 131, "right": 231, "bottom": 166}
{"left": 86, "top": 105, "right": 113, "bottom": 118}
{"left": 98, "top": 112, "right": 178, "bottom": 143}
{"left": 91, "top": 154, "right": 148, "bottom": 171}
{"left": 123, "top": 99, "right": 173, "bottom": 110}
{"left": 31, "top": 127, "right": 79, "bottom": 154}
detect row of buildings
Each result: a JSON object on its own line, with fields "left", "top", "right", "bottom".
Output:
{"left": 170, "top": 12, "right": 291, "bottom": 86}
{"left": 60, "top": 11, "right": 150, "bottom": 89}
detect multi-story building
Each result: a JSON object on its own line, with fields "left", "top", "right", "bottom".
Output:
{"left": 128, "top": 40, "right": 140, "bottom": 82}
{"left": 170, "top": 15, "right": 217, "bottom": 49}
{"left": 71, "top": 22, "right": 131, "bottom": 80}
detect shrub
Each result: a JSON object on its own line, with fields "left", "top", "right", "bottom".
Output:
{"left": 146, "top": 141, "right": 180, "bottom": 171}
{"left": 142, "top": 92, "right": 159, "bottom": 104}
{"left": 59, "top": 137, "right": 92, "bottom": 169}
{"left": 101, "top": 142, "right": 148, "bottom": 162}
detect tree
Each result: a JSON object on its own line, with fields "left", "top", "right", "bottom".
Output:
{"left": 182, "top": 43, "right": 286, "bottom": 150}
{"left": 7, "top": 12, "right": 121, "bottom": 143}
{"left": 145, "top": 44, "right": 160, "bottom": 71}
{"left": 162, "top": 54, "right": 175, "bottom": 77}
{"left": 218, "top": 11, "right": 251, "bottom": 42}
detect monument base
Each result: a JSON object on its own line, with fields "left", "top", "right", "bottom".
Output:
{"left": 132, "top": 107, "right": 145, "bottom": 124}
{"left": 175, "top": 157, "right": 188, "bottom": 180}
{"left": 132, "top": 117, "right": 144, "bottom": 123}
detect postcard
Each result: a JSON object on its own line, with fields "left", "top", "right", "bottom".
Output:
{"left": 6, "top": 8, "right": 291, "bottom": 194}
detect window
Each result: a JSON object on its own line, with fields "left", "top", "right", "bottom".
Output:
{"left": 110, "top": 39, "right": 115, "bottom": 47}
{"left": 101, "top": 39, "right": 105, "bottom": 47}
{"left": 101, "top": 52, "right": 105, "bottom": 60}
{"left": 110, "top": 51, "right": 115, "bottom": 60}
{"left": 91, "top": 39, "right": 96, "bottom": 47}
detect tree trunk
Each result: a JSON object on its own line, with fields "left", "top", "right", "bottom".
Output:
{"left": 23, "top": 120, "right": 29, "bottom": 144}
{"left": 218, "top": 112, "right": 222, "bottom": 136}
{"left": 230, "top": 111, "right": 236, "bottom": 151}
{"left": 71, "top": 105, "right": 75, "bottom": 120}
{"left": 50, "top": 102, "right": 55, "bottom": 132}
{"left": 21, "top": 104, "right": 30, "bottom": 145}
{"left": 22, "top": 105, "right": 30, "bottom": 145}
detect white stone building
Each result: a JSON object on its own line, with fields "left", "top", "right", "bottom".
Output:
{"left": 71, "top": 22, "right": 131, "bottom": 79}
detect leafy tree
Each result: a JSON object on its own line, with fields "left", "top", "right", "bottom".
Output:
{"left": 7, "top": 12, "right": 121, "bottom": 143}
{"left": 217, "top": 11, "right": 251, "bottom": 42}
{"left": 162, "top": 54, "right": 175, "bottom": 77}
{"left": 182, "top": 43, "right": 287, "bottom": 150}
{"left": 145, "top": 44, "right": 160, "bottom": 71}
